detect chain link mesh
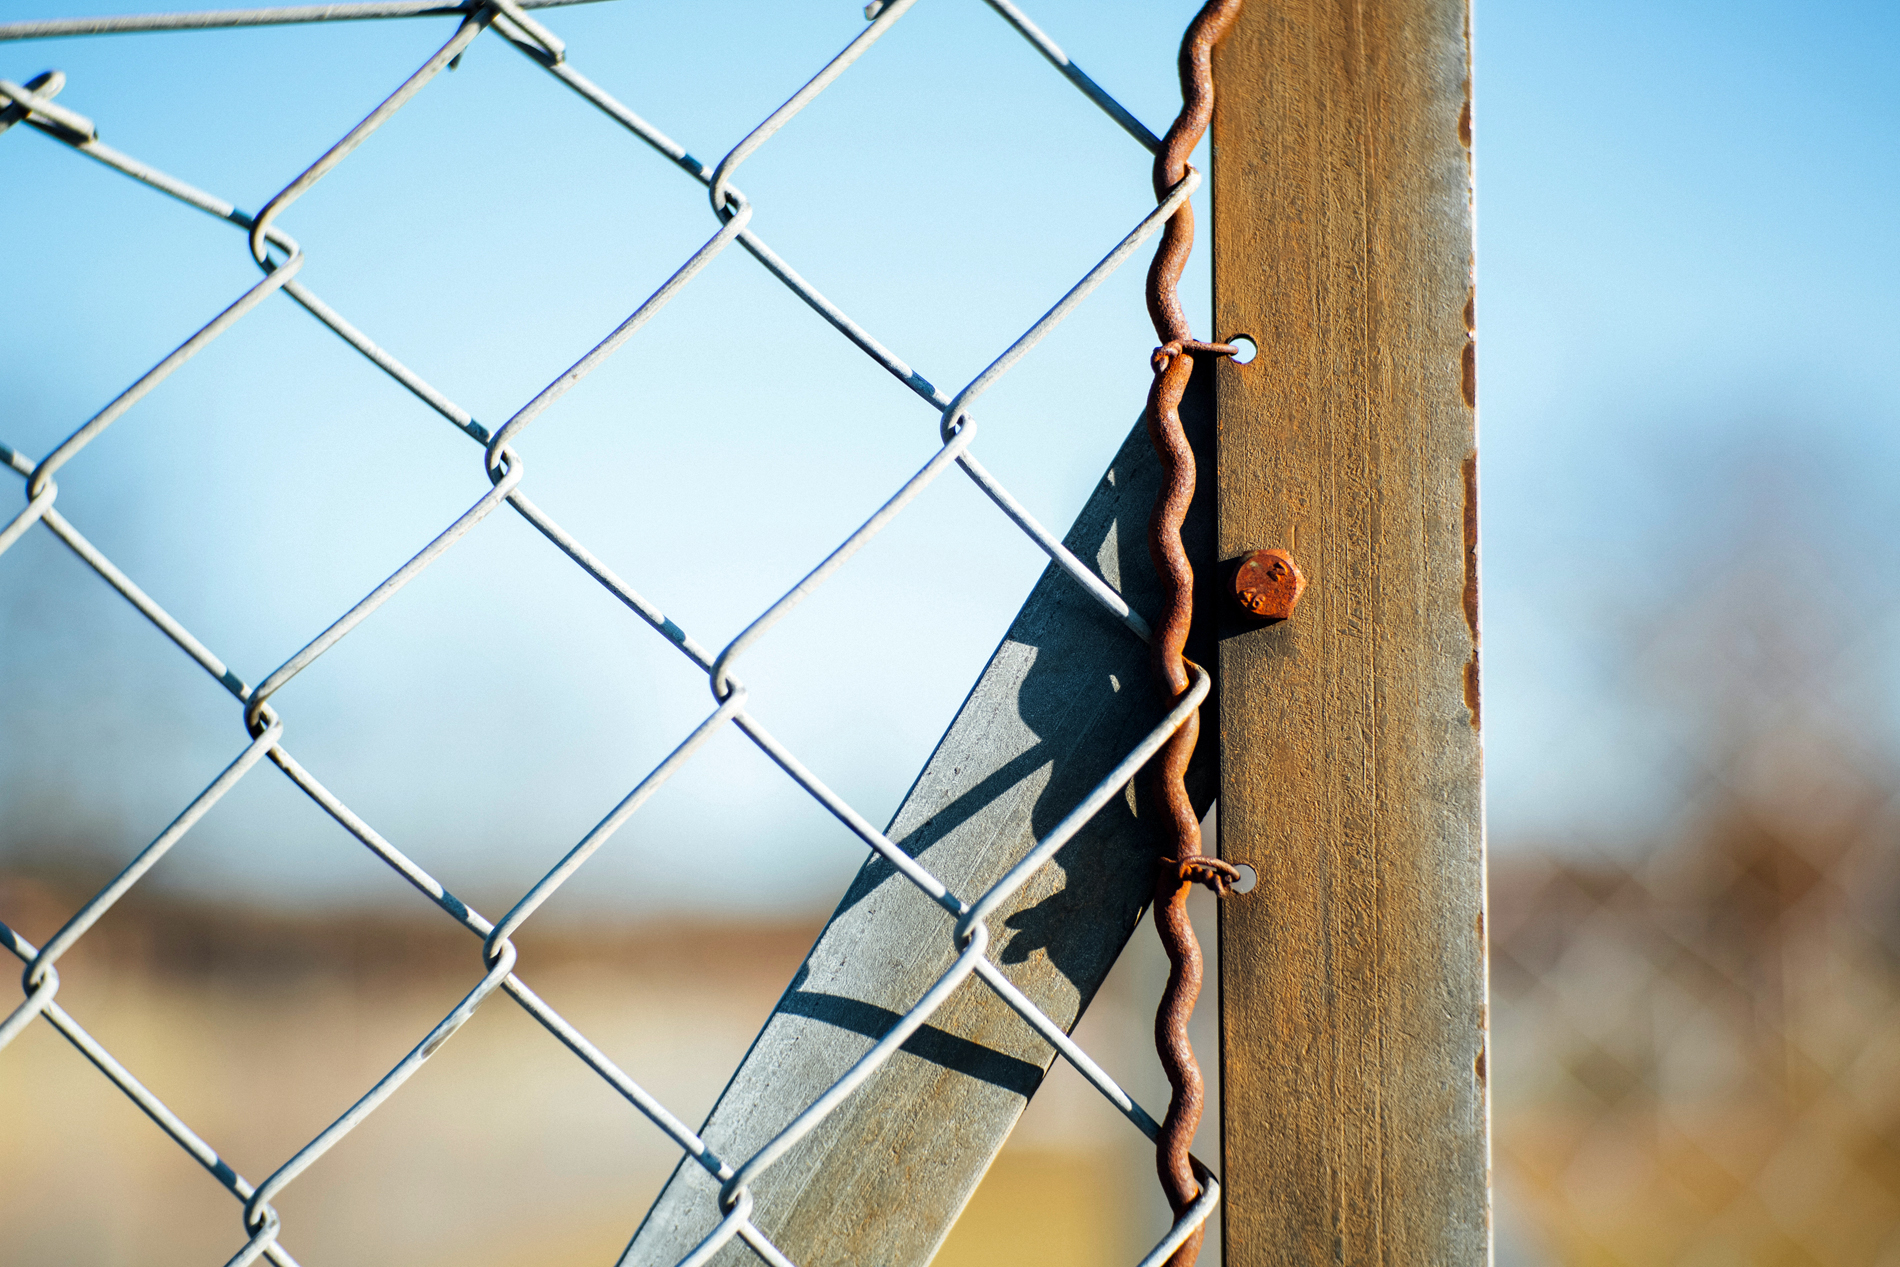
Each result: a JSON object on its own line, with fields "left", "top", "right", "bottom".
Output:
{"left": 1490, "top": 547, "right": 1900, "bottom": 1263}
{"left": 0, "top": 3, "right": 1222, "bottom": 1264}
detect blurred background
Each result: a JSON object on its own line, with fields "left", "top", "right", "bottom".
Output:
{"left": 2, "top": 0, "right": 1898, "bottom": 1263}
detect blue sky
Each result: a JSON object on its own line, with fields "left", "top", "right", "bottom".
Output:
{"left": 2, "top": 0, "right": 1896, "bottom": 912}
{"left": 1476, "top": 0, "right": 1900, "bottom": 847}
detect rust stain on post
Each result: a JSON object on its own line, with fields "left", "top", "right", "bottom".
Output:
{"left": 1211, "top": 0, "right": 1488, "bottom": 1261}
{"left": 1462, "top": 452, "right": 1481, "bottom": 727}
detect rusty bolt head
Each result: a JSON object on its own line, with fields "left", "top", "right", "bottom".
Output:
{"left": 1231, "top": 548, "right": 1305, "bottom": 622}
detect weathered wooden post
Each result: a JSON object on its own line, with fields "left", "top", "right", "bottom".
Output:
{"left": 1211, "top": 0, "right": 1489, "bottom": 1261}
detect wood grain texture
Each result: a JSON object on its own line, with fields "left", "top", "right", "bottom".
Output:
{"left": 621, "top": 417, "right": 1216, "bottom": 1267}
{"left": 1210, "top": 0, "right": 1488, "bottom": 1263}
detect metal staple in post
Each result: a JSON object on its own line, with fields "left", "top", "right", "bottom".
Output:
{"left": 0, "top": 4, "right": 1239, "bottom": 1263}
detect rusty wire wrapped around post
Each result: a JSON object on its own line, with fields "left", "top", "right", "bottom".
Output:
{"left": 1142, "top": 3, "right": 1244, "bottom": 1266}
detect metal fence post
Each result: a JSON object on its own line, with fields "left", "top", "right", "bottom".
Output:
{"left": 1211, "top": 0, "right": 1488, "bottom": 1260}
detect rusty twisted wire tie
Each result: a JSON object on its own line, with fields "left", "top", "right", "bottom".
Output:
{"left": 1142, "top": 3, "right": 1242, "bottom": 1265}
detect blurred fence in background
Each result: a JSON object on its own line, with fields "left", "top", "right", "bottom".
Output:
{"left": 1491, "top": 539, "right": 1900, "bottom": 1265}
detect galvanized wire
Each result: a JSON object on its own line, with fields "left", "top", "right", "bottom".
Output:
{"left": 0, "top": 5, "right": 1222, "bottom": 1264}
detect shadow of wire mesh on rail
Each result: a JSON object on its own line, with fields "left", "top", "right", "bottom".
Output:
{"left": 0, "top": 2, "right": 1225, "bottom": 1265}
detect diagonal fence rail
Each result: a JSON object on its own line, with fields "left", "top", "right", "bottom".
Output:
{"left": 0, "top": 3, "right": 1227, "bottom": 1264}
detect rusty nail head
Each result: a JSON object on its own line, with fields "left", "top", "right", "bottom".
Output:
{"left": 1231, "top": 548, "right": 1304, "bottom": 621}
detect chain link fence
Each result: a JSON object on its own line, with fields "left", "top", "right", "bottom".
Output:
{"left": 0, "top": 3, "right": 1218, "bottom": 1263}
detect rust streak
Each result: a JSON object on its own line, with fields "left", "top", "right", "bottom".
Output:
{"left": 1461, "top": 451, "right": 1480, "bottom": 727}
{"left": 1460, "top": 292, "right": 1478, "bottom": 408}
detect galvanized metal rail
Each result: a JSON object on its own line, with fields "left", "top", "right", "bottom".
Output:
{"left": 0, "top": 3, "right": 1232, "bottom": 1266}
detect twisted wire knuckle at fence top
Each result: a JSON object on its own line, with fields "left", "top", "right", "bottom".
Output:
{"left": 0, "top": 3, "right": 1248, "bottom": 1263}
